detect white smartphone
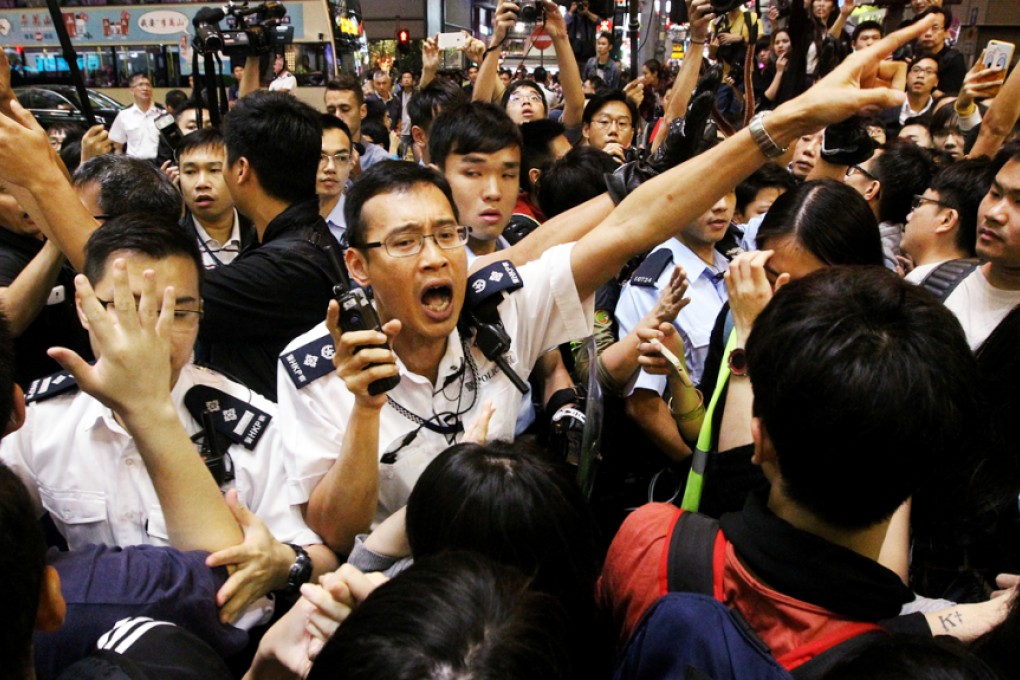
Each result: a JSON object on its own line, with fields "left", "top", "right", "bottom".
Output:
{"left": 983, "top": 40, "right": 1015, "bottom": 71}
{"left": 437, "top": 32, "right": 468, "bottom": 50}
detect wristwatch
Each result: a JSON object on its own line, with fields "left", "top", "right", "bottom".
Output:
{"left": 728, "top": 348, "right": 749, "bottom": 377}
{"left": 285, "top": 544, "right": 313, "bottom": 592}
{"left": 749, "top": 112, "right": 788, "bottom": 159}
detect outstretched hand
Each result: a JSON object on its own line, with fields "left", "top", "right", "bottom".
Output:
{"left": 781, "top": 15, "right": 939, "bottom": 132}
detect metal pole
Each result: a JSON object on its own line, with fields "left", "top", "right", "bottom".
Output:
{"left": 628, "top": 0, "right": 640, "bottom": 81}
{"left": 44, "top": 0, "right": 97, "bottom": 126}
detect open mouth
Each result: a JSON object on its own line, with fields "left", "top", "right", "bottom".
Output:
{"left": 194, "top": 193, "right": 215, "bottom": 208}
{"left": 421, "top": 283, "right": 453, "bottom": 319}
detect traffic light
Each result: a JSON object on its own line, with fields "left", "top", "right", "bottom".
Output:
{"left": 396, "top": 28, "right": 410, "bottom": 53}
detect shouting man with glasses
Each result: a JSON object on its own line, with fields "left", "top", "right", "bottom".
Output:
{"left": 109, "top": 72, "right": 161, "bottom": 161}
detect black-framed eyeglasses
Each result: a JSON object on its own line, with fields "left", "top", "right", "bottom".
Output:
{"left": 355, "top": 225, "right": 470, "bottom": 258}
{"left": 911, "top": 194, "right": 952, "bottom": 211}
{"left": 846, "top": 164, "right": 877, "bottom": 181}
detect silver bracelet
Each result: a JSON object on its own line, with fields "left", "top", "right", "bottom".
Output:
{"left": 749, "top": 111, "right": 787, "bottom": 159}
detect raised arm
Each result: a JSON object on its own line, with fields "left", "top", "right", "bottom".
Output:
{"left": 304, "top": 302, "right": 400, "bottom": 554}
{"left": 652, "top": 0, "right": 713, "bottom": 153}
{"left": 969, "top": 57, "right": 1020, "bottom": 160}
{"left": 567, "top": 16, "right": 937, "bottom": 302}
{"left": 540, "top": 0, "right": 585, "bottom": 127}
{"left": 0, "top": 240, "right": 65, "bottom": 336}
{"left": 473, "top": 1, "right": 517, "bottom": 104}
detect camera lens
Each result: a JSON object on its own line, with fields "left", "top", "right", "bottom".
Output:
{"left": 711, "top": 0, "right": 744, "bottom": 12}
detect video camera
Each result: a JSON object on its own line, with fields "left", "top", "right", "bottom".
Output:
{"left": 192, "top": 1, "right": 294, "bottom": 57}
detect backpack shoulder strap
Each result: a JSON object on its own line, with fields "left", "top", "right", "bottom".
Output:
{"left": 665, "top": 510, "right": 723, "bottom": 597}
{"left": 919, "top": 258, "right": 980, "bottom": 302}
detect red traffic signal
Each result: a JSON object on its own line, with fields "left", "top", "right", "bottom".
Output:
{"left": 397, "top": 29, "right": 409, "bottom": 44}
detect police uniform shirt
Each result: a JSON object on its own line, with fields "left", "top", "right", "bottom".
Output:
{"left": 0, "top": 363, "right": 321, "bottom": 550}
{"left": 615, "top": 238, "right": 729, "bottom": 392}
{"left": 108, "top": 104, "right": 162, "bottom": 160}
{"left": 276, "top": 243, "right": 593, "bottom": 525}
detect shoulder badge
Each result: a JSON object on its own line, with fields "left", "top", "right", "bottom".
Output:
{"left": 464, "top": 260, "right": 523, "bottom": 312}
{"left": 25, "top": 370, "right": 79, "bottom": 404}
{"left": 630, "top": 249, "right": 674, "bottom": 288}
{"left": 279, "top": 332, "right": 337, "bottom": 389}
{"left": 184, "top": 385, "right": 272, "bottom": 451}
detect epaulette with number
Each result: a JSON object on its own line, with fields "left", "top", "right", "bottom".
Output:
{"left": 25, "top": 370, "right": 79, "bottom": 404}
{"left": 629, "top": 249, "right": 674, "bottom": 288}
{"left": 279, "top": 331, "right": 337, "bottom": 389}
{"left": 183, "top": 385, "right": 272, "bottom": 451}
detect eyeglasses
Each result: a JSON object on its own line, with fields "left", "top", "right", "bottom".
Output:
{"left": 592, "top": 116, "right": 633, "bottom": 130}
{"left": 911, "top": 194, "right": 951, "bottom": 211}
{"left": 356, "top": 225, "right": 470, "bottom": 258}
{"left": 96, "top": 298, "right": 204, "bottom": 331}
{"left": 320, "top": 151, "right": 352, "bottom": 166}
{"left": 845, "top": 164, "right": 877, "bottom": 181}
{"left": 131, "top": 81, "right": 152, "bottom": 89}
{"left": 508, "top": 92, "right": 543, "bottom": 104}
{"left": 909, "top": 66, "right": 938, "bottom": 76}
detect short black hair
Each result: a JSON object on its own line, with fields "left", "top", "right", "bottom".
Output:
{"left": 519, "top": 119, "right": 566, "bottom": 193}
{"left": 929, "top": 158, "right": 994, "bottom": 257}
{"left": 0, "top": 463, "right": 47, "bottom": 678}
{"left": 325, "top": 75, "right": 365, "bottom": 106}
{"left": 73, "top": 155, "right": 183, "bottom": 221}
{"left": 918, "top": 5, "right": 952, "bottom": 28}
{"left": 536, "top": 146, "right": 617, "bottom": 218}
{"left": 406, "top": 441, "right": 599, "bottom": 620}
{"left": 734, "top": 164, "right": 797, "bottom": 217}
{"left": 873, "top": 140, "right": 937, "bottom": 224}
{"left": 360, "top": 119, "right": 389, "bottom": 148}
{"left": 850, "top": 20, "right": 883, "bottom": 44}
{"left": 177, "top": 126, "right": 225, "bottom": 160}
{"left": 165, "top": 89, "right": 188, "bottom": 112}
{"left": 598, "top": 31, "right": 614, "bottom": 47}
{"left": 407, "top": 79, "right": 470, "bottom": 135}
{"left": 747, "top": 266, "right": 977, "bottom": 530}
{"left": 428, "top": 102, "right": 522, "bottom": 170}
{"left": 582, "top": 90, "right": 638, "bottom": 128}
{"left": 128, "top": 71, "right": 149, "bottom": 85}
{"left": 320, "top": 113, "right": 352, "bottom": 146}
{"left": 173, "top": 99, "right": 210, "bottom": 124}
{"left": 501, "top": 80, "right": 548, "bottom": 115}
{"left": 83, "top": 212, "right": 203, "bottom": 287}
{"left": 344, "top": 161, "right": 459, "bottom": 249}
{"left": 223, "top": 90, "right": 321, "bottom": 205}
{"left": 307, "top": 552, "right": 573, "bottom": 680}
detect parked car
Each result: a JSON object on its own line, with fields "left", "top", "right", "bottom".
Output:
{"left": 14, "top": 85, "right": 123, "bottom": 130}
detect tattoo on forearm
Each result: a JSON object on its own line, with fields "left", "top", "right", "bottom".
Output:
{"left": 938, "top": 610, "right": 964, "bottom": 632}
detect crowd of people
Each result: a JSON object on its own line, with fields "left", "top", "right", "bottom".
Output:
{"left": 2, "top": 0, "right": 1020, "bottom": 677}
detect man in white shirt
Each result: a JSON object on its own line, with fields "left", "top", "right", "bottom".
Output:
{"left": 614, "top": 194, "right": 735, "bottom": 462}
{"left": 902, "top": 158, "right": 991, "bottom": 284}
{"left": 108, "top": 73, "right": 161, "bottom": 160}
{"left": 268, "top": 55, "right": 297, "bottom": 93}
{"left": 1, "top": 215, "right": 335, "bottom": 623}
{"left": 317, "top": 115, "right": 354, "bottom": 244}
{"left": 944, "top": 154, "right": 1020, "bottom": 349}
{"left": 177, "top": 128, "right": 251, "bottom": 269}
